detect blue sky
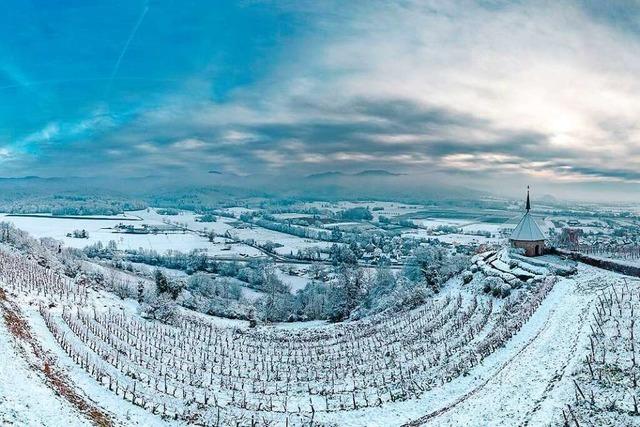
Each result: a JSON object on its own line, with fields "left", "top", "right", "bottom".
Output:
{"left": 1, "top": 0, "right": 311, "bottom": 173}
{"left": 3, "top": 1, "right": 640, "bottom": 195}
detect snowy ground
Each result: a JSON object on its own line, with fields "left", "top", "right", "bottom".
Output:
{"left": 226, "top": 224, "right": 333, "bottom": 256}
{"left": 402, "top": 229, "right": 503, "bottom": 245}
{"left": 0, "top": 209, "right": 335, "bottom": 261}
{"left": 0, "top": 239, "right": 629, "bottom": 426}
{"left": 0, "top": 210, "right": 255, "bottom": 258}
{"left": 0, "top": 210, "right": 248, "bottom": 255}
{"left": 0, "top": 313, "right": 88, "bottom": 427}
{"left": 274, "top": 267, "right": 309, "bottom": 292}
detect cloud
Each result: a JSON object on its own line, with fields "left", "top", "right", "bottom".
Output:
{"left": 0, "top": 148, "right": 12, "bottom": 159}
{"left": 8, "top": 0, "right": 640, "bottom": 193}
{"left": 21, "top": 122, "right": 60, "bottom": 145}
{"left": 171, "top": 138, "right": 206, "bottom": 150}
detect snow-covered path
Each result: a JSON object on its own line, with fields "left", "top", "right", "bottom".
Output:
{"left": 406, "top": 266, "right": 614, "bottom": 426}
{"left": 424, "top": 281, "right": 590, "bottom": 425}
{"left": 0, "top": 311, "right": 88, "bottom": 426}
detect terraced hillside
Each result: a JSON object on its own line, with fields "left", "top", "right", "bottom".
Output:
{"left": 0, "top": 247, "right": 636, "bottom": 426}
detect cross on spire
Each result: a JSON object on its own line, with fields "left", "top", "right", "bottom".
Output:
{"left": 526, "top": 185, "right": 531, "bottom": 212}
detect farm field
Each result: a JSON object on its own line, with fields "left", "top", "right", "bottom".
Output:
{"left": 0, "top": 210, "right": 226, "bottom": 254}
{"left": 0, "top": 209, "right": 331, "bottom": 259}
{"left": 0, "top": 204, "right": 563, "bottom": 262}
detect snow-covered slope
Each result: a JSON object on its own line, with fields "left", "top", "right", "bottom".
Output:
{"left": 0, "top": 318, "right": 87, "bottom": 426}
{"left": 0, "top": 245, "right": 633, "bottom": 427}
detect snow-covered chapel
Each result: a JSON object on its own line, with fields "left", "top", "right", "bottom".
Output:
{"left": 510, "top": 187, "right": 545, "bottom": 257}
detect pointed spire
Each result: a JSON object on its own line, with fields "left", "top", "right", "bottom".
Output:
{"left": 526, "top": 185, "right": 531, "bottom": 212}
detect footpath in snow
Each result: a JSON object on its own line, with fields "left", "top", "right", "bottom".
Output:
{"left": 425, "top": 278, "right": 590, "bottom": 425}
{"left": 407, "top": 265, "right": 614, "bottom": 426}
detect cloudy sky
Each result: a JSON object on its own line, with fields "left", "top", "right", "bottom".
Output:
{"left": 2, "top": 0, "right": 640, "bottom": 197}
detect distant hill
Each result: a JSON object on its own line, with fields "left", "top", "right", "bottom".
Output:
{"left": 0, "top": 171, "right": 486, "bottom": 209}
{"left": 305, "top": 171, "right": 345, "bottom": 179}
{"left": 306, "top": 169, "right": 404, "bottom": 179}
{"left": 353, "top": 169, "right": 404, "bottom": 177}
{"left": 296, "top": 170, "right": 483, "bottom": 201}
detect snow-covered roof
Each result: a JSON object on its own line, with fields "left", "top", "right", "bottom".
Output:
{"left": 510, "top": 211, "right": 545, "bottom": 241}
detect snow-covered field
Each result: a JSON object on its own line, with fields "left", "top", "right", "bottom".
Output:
{"left": 225, "top": 224, "right": 333, "bottom": 256}
{"left": 0, "top": 210, "right": 260, "bottom": 258}
{"left": 402, "top": 229, "right": 503, "bottom": 245}
{"left": 275, "top": 267, "right": 309, "bottom": 292}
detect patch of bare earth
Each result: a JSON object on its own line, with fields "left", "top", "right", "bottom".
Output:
{"left": 0, "top": 288, "right": 113, "bottom": 427}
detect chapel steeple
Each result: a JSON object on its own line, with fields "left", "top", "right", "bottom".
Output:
{"left": 510, "top": 186, "right": 545, "bottom": 256}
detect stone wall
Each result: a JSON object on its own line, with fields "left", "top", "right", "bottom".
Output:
{"left": 511, "top": 240, "right": 544, "bottom": 257}
{"left": 552, "top": 248, "right": 640, "bottom": 277}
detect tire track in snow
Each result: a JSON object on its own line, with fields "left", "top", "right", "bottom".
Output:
{"left": 403, "top": 296, "right": 560, "bottom": 426}
{"left": 520, "top": 305, "right": 590, "bottom": 425}
{"left": 405, "top": 269, "right": 609, "bottom": 427}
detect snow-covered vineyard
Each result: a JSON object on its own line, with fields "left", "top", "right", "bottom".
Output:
{"left": 0, "top": 238, "right": 637, "bottom": 426}
{"left": 563, "top": 283, "right": 640, "bottom": 425}
{"left": 0, "top": 247, "right": 546, "bottom": 424}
